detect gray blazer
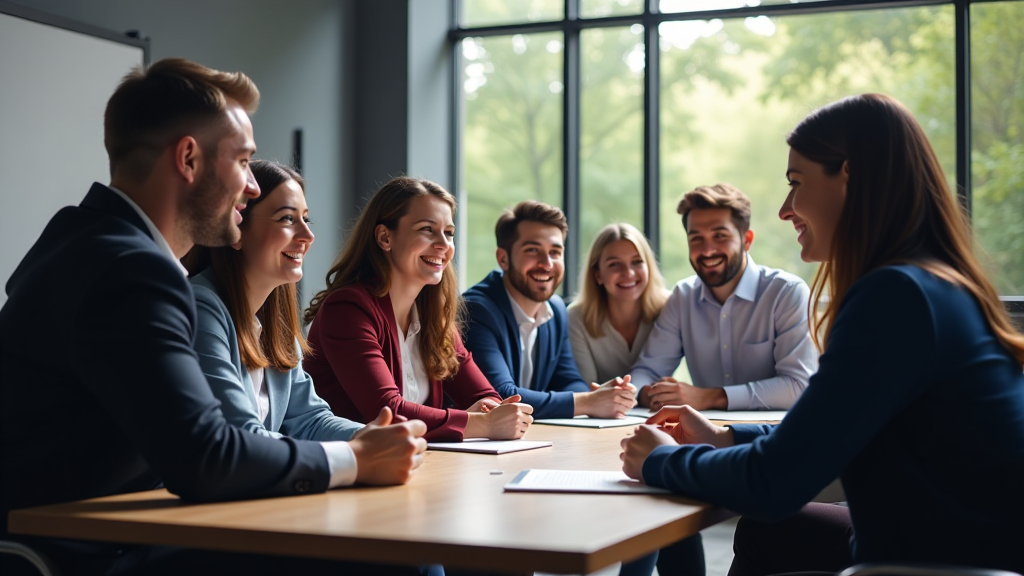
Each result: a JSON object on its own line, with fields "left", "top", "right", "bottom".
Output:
{"left": 191, "top": 272, "right": 363, "bottom": 441}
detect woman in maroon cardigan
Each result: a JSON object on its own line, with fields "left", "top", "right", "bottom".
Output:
{"left": 303, "top": 177, "right": 533, "bottom": 441}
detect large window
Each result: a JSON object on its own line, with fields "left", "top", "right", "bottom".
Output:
{"left": 453, "top": 0, "right": 1023, "bottom": 296}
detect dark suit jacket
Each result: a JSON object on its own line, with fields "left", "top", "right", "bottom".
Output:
{"left": 304, "top": 282, "right": 500, "bottom": 442}
{"left": 462, "top": 270, "right": 589, "bottom": 419}
{"left": 0, "top": 184, "right": 330, "bottom": 536}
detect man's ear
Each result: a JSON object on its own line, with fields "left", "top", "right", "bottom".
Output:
{"left": 743, "top": 229, "right": 754, "bottom": 252}
{"left": 231, "top": 240, "right": 242, "bottom": 251}
{"left": 496, "top": 247, "right": 509, "bottom": 272}
{"left": 375, "top": 224, "right": 391, "bottom": 252}
{"left": 174, "top": 136, "right": 202, "bottom": 185}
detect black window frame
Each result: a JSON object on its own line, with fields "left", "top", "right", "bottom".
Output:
{"left": 449, "top": 0, "right": 990, "bottom": 297}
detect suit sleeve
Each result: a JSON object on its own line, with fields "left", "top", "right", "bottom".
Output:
{"left": 463, "top": 298, "right": 576, "bottom": 419}
{"left": 71, "top": 251, "right": 330, "bottom": 501}
{"left": 641, "top": 269, "right": 936, "bottom": 521}
{"left": 314, "top": 292, "right": 470, "bottom": 441}
{"left": 546, "top": 302, "right": 591, "bottom": 394}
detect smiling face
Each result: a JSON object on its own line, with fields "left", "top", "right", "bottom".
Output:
{"left": 595, "top": 239, "right": 649, "bottom": 305}
{"left": 237, "top": 178, "right": 313, "bottom": 294}
{"left": 378, "top": 194, "right": 455, "bottom": 292}
{"left": 780, "top": 148, "right": 848, "bottom": 263}
{"left": 184, "top": 102, "right": 260, "bottom": 247}
{"left": 686, "top": 207, "right": 751, "bottom": 288}
{"left": 500, "top": 220, "right": 565, "bottom": 304}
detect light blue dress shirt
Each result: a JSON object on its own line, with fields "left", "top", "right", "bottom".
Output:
{"left": 629, "top": 255, "right": 817, "bottom": 409}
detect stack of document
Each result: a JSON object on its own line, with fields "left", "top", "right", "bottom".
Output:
{"left": 426, "top": 438, "right": 552, "bottom": 454}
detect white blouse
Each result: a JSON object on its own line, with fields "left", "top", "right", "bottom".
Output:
{"left": 396, "top": 304, "right": 430, "bottom": 405}
{"left": 567, "top": 305, "right": 654, "bottom": 385}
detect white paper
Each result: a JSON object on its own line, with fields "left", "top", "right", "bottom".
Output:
{"left": 534, "top": 416, "right": 647, "bottom": 428}
{"left": 627, "top": 408, "right": 786, "bottom": 422}
{"left": 504, "top": 469, "right": 669, "bottom": 494}
{"left": 427, "top": 439, "right": 552, "bottom": 454}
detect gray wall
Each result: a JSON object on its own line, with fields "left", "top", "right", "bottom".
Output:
{"left": 5, "top": 0, "right": 454, "bottom": 301}
{"left": 5, "top": 0, "right": 356, "bottom": 308}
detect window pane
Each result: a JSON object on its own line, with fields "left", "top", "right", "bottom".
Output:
{"left": 460, "top": 33, "right": 564, "bottom": 287}
{"left": 970, "top": 1, "right": 1024, "bottom": 294}
{"left": 461, "top": 0, "right": 563, "bottom": 28}
{"left": 580, "top": 26, "right": 645, "bottom": 267}
{"left": 658, "top": 7, "right": 955, "bottom": 288}
{"left": 581, "top": 0, "right": 644, "bottom": 19}
{"left": 660, "top": 0, "right": 829, "bottom": 14}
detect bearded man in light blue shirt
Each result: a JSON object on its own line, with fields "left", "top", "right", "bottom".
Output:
{"left": 632, "top": 183, "right": 817, "bottom": 411}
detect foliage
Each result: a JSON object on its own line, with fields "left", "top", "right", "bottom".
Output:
{"left": 459, "top": 0, "right": 1024, "bottom": 294}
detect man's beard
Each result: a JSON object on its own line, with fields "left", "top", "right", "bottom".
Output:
{"left": 507, "top": 259, "right": 561, "bottom": 303}
{"left": 184, "top": 166, "right": 241, "bottom": 248}
{"left": 692, "top": 250, "right": 744, "bottom": 288}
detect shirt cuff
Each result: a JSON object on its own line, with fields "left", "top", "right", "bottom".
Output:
{"left": 722, "top": 384, "right": 750, "bottom": 409}
{"left": 320, "top": 441, "right": 358, "bottom": 488}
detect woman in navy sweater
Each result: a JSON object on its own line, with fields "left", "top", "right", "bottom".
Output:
{"left": 621, "top": 94, "right": 1024, "bottom": 574}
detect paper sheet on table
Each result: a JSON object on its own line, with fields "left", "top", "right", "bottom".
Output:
{"left": 504, "top": 469, "right": 670, "bottom": 494}
{"left": 627, "top": 408, "right": 786, "bottom": 422}
{"left": 427, "top": 439, "right": 552, "bottom": 454}
{"left": 534, "top": 415, "right": 647, "bottom": 428}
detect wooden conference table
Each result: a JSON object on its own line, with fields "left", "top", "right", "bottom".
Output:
{"left": 8, "top": 423, "right": 743, "bottom": 575}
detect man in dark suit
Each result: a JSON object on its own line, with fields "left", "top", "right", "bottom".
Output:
{"left": 0, "top": 58, "right": 430, "bottom": 575}
{"left": 463, "top": 200, "right": 637, "bottom": 420}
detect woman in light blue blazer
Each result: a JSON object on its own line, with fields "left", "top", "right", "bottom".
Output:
{"left": 184, "top": 160, "right": 363, "bottom": 442}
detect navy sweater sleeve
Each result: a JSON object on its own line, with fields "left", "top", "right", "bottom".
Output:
{"left": 643, "top": 267, "right": 936, "bottom": 521}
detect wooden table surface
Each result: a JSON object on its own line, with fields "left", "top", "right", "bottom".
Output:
{"left": 8, "top": 424, "right": 735, "bottom": 574}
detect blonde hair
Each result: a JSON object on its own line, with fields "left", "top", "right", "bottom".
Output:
{"left": 572, "top": 223, "right": 669, "bottom": 338}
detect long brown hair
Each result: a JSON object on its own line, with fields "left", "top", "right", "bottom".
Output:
{"left": 789, "top": 94, "right": 1024, "bottom": 364}
{"left": 182, "top": 159, "right": 311, "bottom": 371}
{"left": 572, "top": 223, "right": 668, "bottom": 338}
{"left": 305, "top": 177, "right": 463, "bottom": 380}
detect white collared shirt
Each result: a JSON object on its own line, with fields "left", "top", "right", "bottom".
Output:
{"left": 506, "top": 289, "right": 554, "bottom": 389}
{"left": 630, "top": 255, "right": 817, "bottom": 409}
{"left": 246, "top": 318, "right": 271, "bottom": 424}
{"left": 396, "top": 304, "right": 430, "bottom": 404}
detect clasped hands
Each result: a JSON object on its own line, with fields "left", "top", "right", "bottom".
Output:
{"left": 574, "top": 375, "right": 638, "bottom": 418}
{"left": 619, "top": 405, "right": 734, "bottom": 482}
{"left": 639, "top": 376, "right": 728, "bottom": 411}
{"left": 466, "top": 394, "right": 534, "bottom": 440}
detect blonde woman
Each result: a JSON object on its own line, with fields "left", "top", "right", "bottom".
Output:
{"left": 569, "top": 223, "right": 669, "bottom": 385}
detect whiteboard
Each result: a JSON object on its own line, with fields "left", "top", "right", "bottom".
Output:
{"left": 0, "top": 8, "right": 145, "bottom": 305}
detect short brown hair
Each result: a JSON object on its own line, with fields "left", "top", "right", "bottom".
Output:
{"left": 676, "top": 183, "right": 752, "bottom": 234}
{"left": 495, "top": 200, "right": 569, "bottom": 253}
{"left": 104, "top": 58, "right": 260, "bottom": 182}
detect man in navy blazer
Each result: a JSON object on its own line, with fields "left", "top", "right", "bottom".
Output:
{"left": 0, "top": 59, "right": 428, "bottom": 575}
{"left": 464, "top": 201, "right": 637, "bottom": 420}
